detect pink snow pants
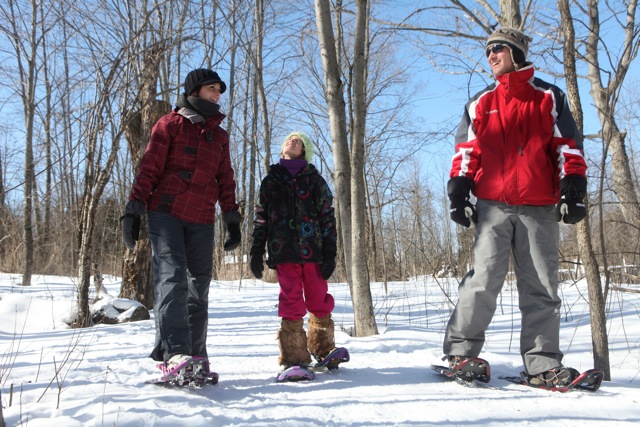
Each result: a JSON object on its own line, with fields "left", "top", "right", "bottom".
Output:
{"left": 276, "top": 263, "right": 335, "bottom": 321}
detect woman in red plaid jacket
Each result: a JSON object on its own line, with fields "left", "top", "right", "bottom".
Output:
{"left": 121, "top": 69, "right": 241, "bottom": 374}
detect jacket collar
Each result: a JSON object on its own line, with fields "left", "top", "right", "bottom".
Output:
{"left": 496, "top": 64, "right": 535, "bottom": 99}
{"left": 271, "top": 163, "right": 315, "bottom": 180}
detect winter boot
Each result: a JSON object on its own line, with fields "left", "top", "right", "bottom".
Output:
{"left": 165, "top": 354, "right": 193, "bottom": 373}
{"left": 307, "top": 313, "right": 336, "bottom": 366}
{"left": 447, "top": 355, "right": 490, "bottom": 383}
{"left": 528, "top": 366, "right": 580, "bottom": 388}
{"left": 277, "top": 319, "right": 312, "bottom": 368}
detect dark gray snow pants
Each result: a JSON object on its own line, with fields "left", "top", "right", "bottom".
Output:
{"left": 147, "top": 210, "right": 214, "bottom": 362}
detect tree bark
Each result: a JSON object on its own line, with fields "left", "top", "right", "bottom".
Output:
{"left": 350, "top": 0, "right": 378, "bottom": 336}
{"left": 315, "top": 0, "right": 353, "bottom": 284}
{"left": 120, "top": 43, "right": 170, "bottom": 308}
{"left": 254, "top": 0, "right": 271, "bottom": 176}
{"left": 558, "top": 0, "right": 610, "bottom": 380}
{"left": 11, "top": 0, "right": 41, "bottom": 286}
{"left": 499, "top": 0, "right": 522, "bottom": 27}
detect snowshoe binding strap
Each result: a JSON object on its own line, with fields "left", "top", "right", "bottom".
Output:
{"left": 315, "top": 347, "right": 350, "bottom": 369}
{"left": 449, "top": 356, "right": 491, "bottom": 383}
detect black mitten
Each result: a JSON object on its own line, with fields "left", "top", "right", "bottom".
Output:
{"left": 556, "top": 176, "right": 587, "bottom": 224}
{"left": 320, "top": 258, "right": 336, "bottom": 280}
{"left": 222, "top": 210, "right": 242, "bottom": 251}
{"left": 250, "top": 252, "right": 264, "bottom": 279}
{"left": 120, "top": 200, "right": 145, "bottom": 250}
{"left": 447, "top": 177, "right": 477, "bottom": 228}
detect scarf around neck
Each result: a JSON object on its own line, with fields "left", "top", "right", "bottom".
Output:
{"left": 279, "top": 158, "right": 308, "bottom": 177}
{"left": 176, "top": 94, "right": 220, "bottom": 121}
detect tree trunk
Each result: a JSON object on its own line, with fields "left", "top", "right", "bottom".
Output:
{"left": 350, "top": 0, "right": 378, "bottom": 337}
{"left": 499, "top": 0, "right": 522, "bottom": 27}
{"left": 41, "top": 7, "right": 53, "bottom": 256}
{"left": 315, "top": 0, "right": 353, "bottom": 283}
{"left": 77, "top": 195, "right": 95, "bottom": 327}
{"left": 120, "top": 99, "right": 171, "bottom": 308}
{"left": 254, "top": 0, "right": 271, "bottom": 175}
{"left": 558, "top": 0, "right": 610, "bottom": 380}
{"left": 16, "top": 1, "right": 40, "bottom": 286}
{"left": 22, "top": 103, "right": 35, "bottom": 287}
{"left": 584, "top": 0, "right": 640, "bottom": 229}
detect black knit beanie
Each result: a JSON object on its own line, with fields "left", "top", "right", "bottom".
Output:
{"left": 184, "top": 68, "right": 227, "bottom": 96}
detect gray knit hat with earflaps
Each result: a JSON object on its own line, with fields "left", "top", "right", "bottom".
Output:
{"left": 486, "top": 27, "right": 532, "bottom": 69}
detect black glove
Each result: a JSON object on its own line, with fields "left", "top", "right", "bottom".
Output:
{"left": 447, "top": 176, "right": 477, "bottom": 228}
{"left": 120, "top": 200, "right": 145, "bottom": 250}
{"left": 250, "top": 252, "right": 264, "bottom": 279}
{"left": 320, "top": 258, "right": 336, "bottom": 280}
{"left": 556, "top": 176, "right": 587, "bottom": 224}
{"left": 222, "top": 210, "right": 242, "bottom": 251}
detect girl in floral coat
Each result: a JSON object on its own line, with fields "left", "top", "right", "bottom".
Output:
{"left": 250, "top": 132, "right": 338, "bottom": 369}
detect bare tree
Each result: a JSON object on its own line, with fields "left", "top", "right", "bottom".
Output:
{"left": 72, "top": 0, "right": 168, "bottom": 326}
{"left": 557, "top": 0, "right": 610, "bottom": 380}
{"left": 349, "top": 0, "right": 378, "bottom": 336}
{"left": 0, "top": 0, "right": 52, "bottom": 285}
{"left": 119, "top": 0, "right": 177, "bottom": 308}
{"left": 584, "top": 0, "right": 640, "bottom": 228}
{"left": 314, "top": 0, "right": 377, "bottom": 336}
{"left": 315, "top": 0, "right": 354, "bottom": 287}
{"left": 120, "top": 97, "right": 170, "bottom": 307}
{"left": 39, "top": 1, "right": 53, "bottom": 262}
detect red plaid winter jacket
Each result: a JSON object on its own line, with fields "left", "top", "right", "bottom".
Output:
{"left": 129, "top": 110, "right": 238, "bottom": 224}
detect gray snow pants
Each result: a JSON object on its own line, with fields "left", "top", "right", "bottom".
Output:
{"left": 147, "top": 210, "right": 214, "bottom": 362}
{"left": 443, "top": 199, "right": 563, "bottom": 375}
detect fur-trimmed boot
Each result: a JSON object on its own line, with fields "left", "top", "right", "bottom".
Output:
{"left": 277, "top": 319, "right": 312, "bottom": 368}
{"left": 307, "top": 313, "right": 335, "bottom": 363}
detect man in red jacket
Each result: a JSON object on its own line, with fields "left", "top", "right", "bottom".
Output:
{"left": 121, "top": 68, "right": 241, "bottom": 380}
{"left": 443, "top": 28, "right": 588, "bottom": 388}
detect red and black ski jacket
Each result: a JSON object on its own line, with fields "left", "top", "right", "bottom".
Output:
{"left": 450, "top": 65, "right": 587, "bottom": 205}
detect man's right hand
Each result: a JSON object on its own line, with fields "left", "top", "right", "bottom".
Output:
{"left": 449, "top": 199, "right": 478, "bottom": 228}
{"left": 447, "top": 176, "right": 477, "bottom": 228}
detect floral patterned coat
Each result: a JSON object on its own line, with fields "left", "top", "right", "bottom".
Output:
{"left": 251, "top": 163, "right": 337, "bottom": 268}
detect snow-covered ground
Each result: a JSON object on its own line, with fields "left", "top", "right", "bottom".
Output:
{"left": 1, "top": 272, "right": 639, "bottom": 426}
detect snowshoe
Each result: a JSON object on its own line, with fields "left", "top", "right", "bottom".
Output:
{"left": 313, "top": 347, "right": 350, "bottom": 370}
{"left": 146, "top": 355, "right": 218, "bottom": 388}
{"left": 431, "top": 356, "right": 491, "bottom": 385}
{"left": 501, "top": 368, "right": 604, "bottom": 392}
{"left": 277, "top": 365, "right": 316, "bottom": 382}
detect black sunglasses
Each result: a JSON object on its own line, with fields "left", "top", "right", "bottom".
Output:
{"left": 486, "top": 44, "right": 506, "bottom": 57}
